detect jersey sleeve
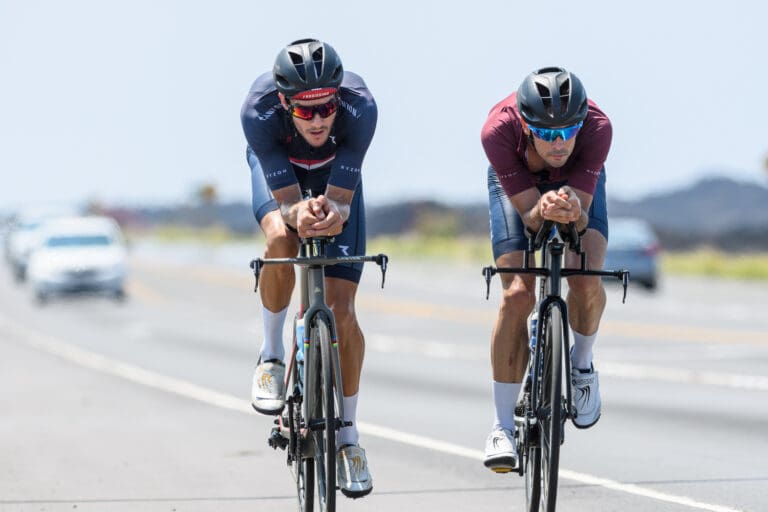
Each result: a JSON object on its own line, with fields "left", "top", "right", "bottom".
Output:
{"left": 327, "top": 93, "right": 377, "bottom": 191}
{"left": 566, "top": 107, "right": 613, "bottom": 195}
{"left": 240, "top": 75, "right": 298, "bottom": 191}
{"left": 481, "top": 109, "right": 536, "bottom": 197}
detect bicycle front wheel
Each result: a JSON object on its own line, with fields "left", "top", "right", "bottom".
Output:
{"left": 309, "top": 318, "right": 336, "bottom": 512}
{"left": 539, "top": 303, "right": 565, "bottom": 512}
{"left": 288, "top": 325, "right": 314, "bottom": 512}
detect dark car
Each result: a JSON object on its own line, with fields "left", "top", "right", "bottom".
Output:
{"left": 604, "top": 217, "right": 661, "bottom": 290}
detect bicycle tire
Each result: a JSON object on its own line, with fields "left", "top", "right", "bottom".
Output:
{"left": 539, "top": 303, "right": 565, "bottom": 512}
{"left": 524, "top": 372, "right": 542, "bottom": 511}
{"left": 311, "top": 318, "right": 336, "bottom": 512}
{"left": 524, "top": 437, "right": 542, "bottom": 511}
{"left": 289, "top": 323, "right": 314, "bottom": 512}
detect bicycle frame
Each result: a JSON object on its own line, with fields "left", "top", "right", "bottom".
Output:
{"left": 483, "top": 221, "right": 629, "bottom": 509}
{"left": 252, "top": 237, "right": 388, "bottom": 511}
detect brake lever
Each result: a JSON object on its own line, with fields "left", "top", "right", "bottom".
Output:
{"left": 482, "top": 266, "right": 496, "bottom": 300}
{"left": 376, "top": 254, "right": 388, "bottom": 288}
{"left": 250, "top": 259, "right": 263, "bottom": 292}
{"left": 621, "top": 270, "right": 630, "bottom": 303}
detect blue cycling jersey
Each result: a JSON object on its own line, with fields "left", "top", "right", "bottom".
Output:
{"left": 240, "top": 71, "right": 377, "bottom": 194}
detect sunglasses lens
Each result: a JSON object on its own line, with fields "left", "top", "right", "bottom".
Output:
{"left": 317, "top": 100, "right": 337, "bottom": 118}
{"left": 290, "top": 99, "right": 338, "bottom": 120}
{"left": 530, "top": 121, "right": 583, "bottom": 142}
{"left": 291, "top": 105, "right": 315, "bottom": 120}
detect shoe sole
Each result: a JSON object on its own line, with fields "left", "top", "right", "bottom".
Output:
{"left": 484, "top": 455, "right": 518, "bottom": 473}
{"left": 572, "top": 412, "right": 601, "bottom": 429}
{"left": 340, "top": 485, "right": 373, "bottom": 499}
{"left": 251, "top": 402, "right": 284, "bottom": 416}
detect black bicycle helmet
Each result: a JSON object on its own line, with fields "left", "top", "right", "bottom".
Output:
{"left": 517, "top": 67, "right": 588, "bottom": 128}
{"left": 272, "top": 38, "right": 344, "bottom": 99}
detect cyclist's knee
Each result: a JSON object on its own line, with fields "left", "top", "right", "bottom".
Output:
{"left": 499, "top": 284, "right": 535, "bottom": 318}
{"left": 263, "top": 223, "right": 298, "bottom": 257}
{"left": 567, "top": 275, "right": 603, "bottom": 298}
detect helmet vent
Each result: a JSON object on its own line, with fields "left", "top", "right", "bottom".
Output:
{"left": 311, "top": 47, "right": 324, "bottom": 77}
{"left": 289, "top": 51, "right": 306, "bottom": 80}
{"left": 559, "top": 79, "right": 571, "bottom": 115}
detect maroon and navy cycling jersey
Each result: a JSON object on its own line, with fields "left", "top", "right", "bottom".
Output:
{"left": 240, "top": 71, "right": 377, "bottom": 195}
{"left": 481, "top": 91, "right": 612, "bottom": 198}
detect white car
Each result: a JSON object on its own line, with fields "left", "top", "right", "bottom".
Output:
{"left": 27, "top": 216, "right": 128, "bottom": 303}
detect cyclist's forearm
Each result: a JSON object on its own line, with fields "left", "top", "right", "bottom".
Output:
{"left": 522, "top": 202, "right": 545, "bottom": 233}
{"left": 323, "top": 185, "right": 354, "bottom": 222}
{"left": 272, "top": 183, "right": 305, "bottom": 229}
{"left": 279, "top": 201, "right": 303, "bottom": 229}
{"left": 575, "top": 210, "right": 589, "bottom": 233}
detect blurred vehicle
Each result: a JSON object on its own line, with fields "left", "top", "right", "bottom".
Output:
{"left": 604, "top": 217, "right": 661, "bottom": 290}
{"left": 6, "top": 219, "right": 48, "bottom": 282}
{"left": 5, "top": 206, "right": 78, "bottom": 281}
{"left": 27, "top": 216, "right": 127, "bottom": 303}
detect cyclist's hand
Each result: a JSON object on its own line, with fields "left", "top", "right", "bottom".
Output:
{"left": 540, "top": 188, "right": 581, "bottom": 223}
{"left": 298, "top": 195, "right": 344, "bottom": 237}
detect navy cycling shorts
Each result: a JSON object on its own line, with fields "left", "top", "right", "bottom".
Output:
{"left": 487, "top": 166, "right": 609, "bottom": 260}
{"left": 247, "top": 146, "right": 366, "bottom": 284}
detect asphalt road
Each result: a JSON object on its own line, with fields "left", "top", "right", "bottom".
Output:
{"left": 1, "top": 241, "right": 767, "bottom": 511}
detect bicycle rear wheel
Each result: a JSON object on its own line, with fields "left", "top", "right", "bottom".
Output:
{"left": 309, "top": 318, "right": 336, "bottom": 512}
{"left": 539, "top": 303, "right": 565, "bottom": 512}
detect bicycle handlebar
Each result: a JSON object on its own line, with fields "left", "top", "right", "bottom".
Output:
{"left": 249, "top": 237, "right": 389, "bottom": 292}
{"left": 484, "top": 220, "right": 630, "bottom": 303}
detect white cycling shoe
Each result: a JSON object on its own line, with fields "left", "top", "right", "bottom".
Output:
{"left": 571, "top": 364, "right": 601, "bottom": 428}
{"left": 251, "top": 359, "right": 285, "bottom": 415}
{"left": 483, "top": 428, "right": 518, "bottom": 473}
{"left": 337, "top": 444, "right": 373, "bottom": 498}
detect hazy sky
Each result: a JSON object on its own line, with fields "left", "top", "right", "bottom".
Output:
{"left": 2, "top": 0, "right": 767, "bottom": 211}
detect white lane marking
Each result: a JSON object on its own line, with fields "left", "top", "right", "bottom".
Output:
{"left": 1, "top": 317, "right": 745, "bottom": 512}
{"left": 357, "top": 423, "right": 743, "bottom": 512}
{"left": 600, "top": 362, "right": 768, "bottom": 392}
{"left": 366, "top": 334, "right": 768, "bottom": 392}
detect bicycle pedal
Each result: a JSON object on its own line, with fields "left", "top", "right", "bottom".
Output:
{"left": 491, "top": 467, "right": 514, "bottom": 474}
{"left": 268, "top": 428, "right": 288, "bottom": 451}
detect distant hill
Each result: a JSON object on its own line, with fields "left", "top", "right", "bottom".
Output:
{"left": 608, "top": 177, "right": 768, "bottom": 250}
{"left": 102, "top": 175, "right": 768, "bottom": 251}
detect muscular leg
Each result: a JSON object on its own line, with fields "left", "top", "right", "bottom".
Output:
{"left": 325, "top": 277, "right": 363, "bottom": 395}
{"left": 565, "top": 229, "right": 607, "bottom": 337}
{"left": 325, "top": 276, "right": 364, "bottom": 447}
{"left": 258, "top": 210, "right": 299, "bottom": 312}
{"left": 492, "top": 251, "right": 536, "bottom": 383}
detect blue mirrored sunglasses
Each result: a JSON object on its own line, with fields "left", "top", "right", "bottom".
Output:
{"left": 528, "top": 121, "right": 583, "bottom": 142}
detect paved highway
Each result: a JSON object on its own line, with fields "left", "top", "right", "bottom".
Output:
{"left": 1, "top": 241, "right": 766, "bottom": 511}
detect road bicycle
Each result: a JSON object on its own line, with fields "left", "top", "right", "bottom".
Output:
{"left": 250, "top": 237, "right": 388, "bottom": 512}
{"left": 483, "top": 221, "right": 629, "bottom": 512}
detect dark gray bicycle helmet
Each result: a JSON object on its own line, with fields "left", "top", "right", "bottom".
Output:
{"left": 272, "top": 38, "right": 344, "bottom": 99}
{"left": 517, "top": 67, "right": 588, "bottom": 128}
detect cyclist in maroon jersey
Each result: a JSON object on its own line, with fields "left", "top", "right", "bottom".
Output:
{"left": 480, "top": 67, "right": 613, "bottom": 472}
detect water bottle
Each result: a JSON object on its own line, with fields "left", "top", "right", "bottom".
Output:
{"left": 529, "top": 310, "right": 538, "bottom": 351}
{"left": 295, "top": 316, "right": 305, "bottom": 390}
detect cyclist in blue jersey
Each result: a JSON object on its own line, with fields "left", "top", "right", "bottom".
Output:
{"left": 240, "top": 38, "right": 377, "bottom": 498}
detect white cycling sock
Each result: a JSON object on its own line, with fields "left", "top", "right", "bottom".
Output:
{"left": 259, "top": 306, "right": 288, "bottom": 362}
{"left": 571, "top": 330, "right": 597, "bottom": 370}
{"left": 337, "top": 393, "right": 359, "bottom": 447}
{"left": 493, "top": 381, "right": 522, "bottom": 432}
